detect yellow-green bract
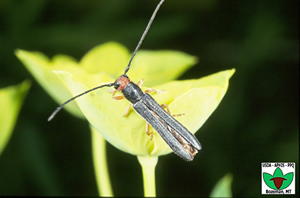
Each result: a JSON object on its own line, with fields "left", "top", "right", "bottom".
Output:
{"left": 0, "top": 81, "right": 31, "bottom": 156}
{"left": 16, "top": 42, "right": 234, "bottom": 158}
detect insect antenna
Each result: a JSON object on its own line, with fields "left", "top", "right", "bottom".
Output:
{"left": 123, "top": 0, "right": 165, "bottom": 75}
{"left": 48, "top": 0, "right": 165, "bottom": 121}
{"left": 48, "top": 83, "right": 115, "bottom": 121}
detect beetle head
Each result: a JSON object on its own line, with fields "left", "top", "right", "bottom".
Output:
{"left": 114, "top": 74, "right": 130, "bottom": 91}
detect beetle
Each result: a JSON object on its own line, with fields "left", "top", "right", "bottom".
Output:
{"left": 48, "top": 0, "right": 201, "bottom": 161}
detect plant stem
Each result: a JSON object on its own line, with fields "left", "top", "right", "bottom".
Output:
{"left": 137, "top": 155, "right": 158, "bottom": 197}
{"left": 90, "top": 125, "right": 113, "bottom": 196}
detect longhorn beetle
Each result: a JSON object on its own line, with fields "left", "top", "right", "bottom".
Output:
{"left": 48, "top": 0, "right": 201, "bottom": 161}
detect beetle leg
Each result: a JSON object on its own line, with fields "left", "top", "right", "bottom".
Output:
{"left": 137, "top": 78, "right": 165, "bottom": 94}
{"left": 137, "top": 79, "right": 144, "bottom": 87}
{"left": 110, "top": 86, "right": 133, "bottom": 116}
{"left": 111, "top": 89, "right": 125, "bottom": 100}
{"left": 113, "top": 95, "right": 125, "bottom": 100}
{"left": 110, "top": 90, "right": 132, "bottom": 116}
{"left": 146, "top": 122, "right": 154, "bottom": 140}
{"left": 123, "top": 104, "right": 132, "bottom": 117}
{"left": 145, "top": 88, "right": 165, "bottom": 94}
{"left": 161, "top": 104, "right": 185, "bottom": 117}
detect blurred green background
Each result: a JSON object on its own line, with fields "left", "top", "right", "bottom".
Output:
{"left": 0, "top": 0, "right": 298, "bottom": 196}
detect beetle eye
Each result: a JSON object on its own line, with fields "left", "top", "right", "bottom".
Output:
{"left": 114, "top": 82, "right": 120, "bottom": 89}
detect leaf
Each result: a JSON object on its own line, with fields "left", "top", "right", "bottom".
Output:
{"left": 15, "top": 49, "right": 84, "bottom": 118}
{"left": 0, "top": 81, "right": 30, "bottom": 155}
{"left": 16, "top": 42, "right": 234, "bottom": 159}
{"left": 53, "top": 69, "right": 234, "bottom": 157}
{"left": 80, "top": 42, "right": 130, "bottom": 75}
{"left": 129, "top": 50, "right": 198, "bottom": 86}
{"left": 210, "top": 173, "right": 233, "bottom": 198}
{"left": 15, "top": 42, "right": 197, "bottom": 120}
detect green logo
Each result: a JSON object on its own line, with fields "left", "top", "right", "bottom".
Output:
{"left": 263, "top": 167, "right": 294, "bottom": 190}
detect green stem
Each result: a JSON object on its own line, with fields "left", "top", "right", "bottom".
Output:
{"left": 137, "top": 155, "right": 158, "bottom": 197}
{"left": 90, "top": 125, "right": 113, "bottom": 196}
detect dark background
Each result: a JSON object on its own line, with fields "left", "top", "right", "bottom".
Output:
{"left": 0, "top": 0, "right": 298, "bottom": 196}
